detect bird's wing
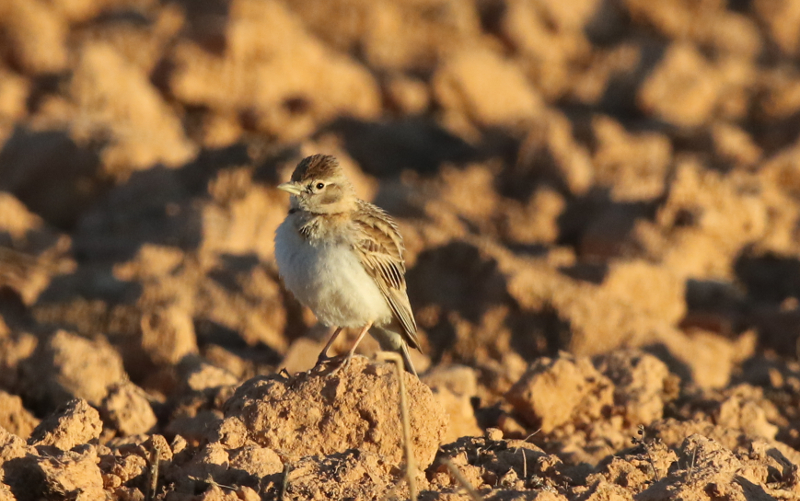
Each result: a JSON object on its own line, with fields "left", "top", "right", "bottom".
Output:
{"left": 352, "top": 200, "right": 421, "bottom": 350}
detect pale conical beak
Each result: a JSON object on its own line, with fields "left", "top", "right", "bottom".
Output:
{"left": 277, "top": 182, "right": 303, "bottom": 195}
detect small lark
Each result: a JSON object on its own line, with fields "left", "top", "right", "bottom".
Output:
{"left": 274, "top": 154, "right": 421, "bottom": 376}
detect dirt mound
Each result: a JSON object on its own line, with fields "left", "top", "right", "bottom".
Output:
{"left": 221, "top": 356, "right": 448, "bottom": 467}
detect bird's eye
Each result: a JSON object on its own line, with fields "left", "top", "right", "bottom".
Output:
{"left": 316, "top": 182, "right": 325, "bottom": 190}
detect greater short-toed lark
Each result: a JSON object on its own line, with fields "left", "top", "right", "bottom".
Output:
{"left": 274, "top": 154, "right": 421, "bottom": 376}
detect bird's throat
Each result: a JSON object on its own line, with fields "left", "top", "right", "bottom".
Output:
{"left": 294, "top": 211, "right": 353, "bottom": 243}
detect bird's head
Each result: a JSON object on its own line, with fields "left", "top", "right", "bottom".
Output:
{"left": 278, "top": 154, "right": 356, "bottom": 214}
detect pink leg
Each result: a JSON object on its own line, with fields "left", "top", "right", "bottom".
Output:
{"left": 330, "top": 322, "right": 372, "bottom": 375}
{"left": 316, "top": 326, "right": 343, "bottom": 365}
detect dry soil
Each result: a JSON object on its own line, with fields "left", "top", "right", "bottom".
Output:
{"left": 2, "top": 0, "right": 800, "bottom": 500}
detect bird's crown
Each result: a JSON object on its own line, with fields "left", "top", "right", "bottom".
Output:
{"left": 291, "top": 154, "right": 343, "bottom": 182}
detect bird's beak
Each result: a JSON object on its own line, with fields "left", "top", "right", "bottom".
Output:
{"left": 277, "top": 182, "right": 303, "bottom": 196}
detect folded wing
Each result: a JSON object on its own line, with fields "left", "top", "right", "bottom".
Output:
{"left": 352, "top": 200, "right": 421, "bottom": 351}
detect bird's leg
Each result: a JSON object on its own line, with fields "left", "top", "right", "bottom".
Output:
{"left": 329, "top": 322, "right": 372, "bottom": 375}
{"left": 316, "top": 327, "right": 344, "bottom": 365}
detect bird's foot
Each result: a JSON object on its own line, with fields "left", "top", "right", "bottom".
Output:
{"left": 326, "top": 353, "right": 354, "bottom": 376}
{"left": 314, "top": 353, "right": 344, "bottom": 368}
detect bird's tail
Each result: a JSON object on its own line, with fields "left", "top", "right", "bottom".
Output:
{"left": 399, "top": 341, "right": 418, "bottom": 377}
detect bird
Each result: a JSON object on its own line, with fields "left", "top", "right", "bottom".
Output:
{"left": 274, "top": 154, "right": 421, "bottom": 376}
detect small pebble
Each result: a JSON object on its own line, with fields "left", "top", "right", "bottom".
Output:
{"left": 485, "top": 428, "right": 503, "bottom": 441}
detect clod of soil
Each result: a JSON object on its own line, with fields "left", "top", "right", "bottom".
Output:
{"left": 100, "top": 381, "right": 158, "bottom": 437}
{"left": 21, "top": 330, "right": 127, "bottom": 410}
{"left": 507, "top": 355, "right": 615, "bottom": 433}
{"left": 0, "top": 391, "right": 38, "bottom": 439}
{"left": 27, "top": 399, "right": 102, "bottom": 451}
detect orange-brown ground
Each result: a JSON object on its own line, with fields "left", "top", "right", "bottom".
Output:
{"left": 2, "top": 0, "right": 800, "bottom": 499}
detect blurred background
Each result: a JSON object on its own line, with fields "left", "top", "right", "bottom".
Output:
{"left": 1, "top": 0, "right": 800, "bottom": 421}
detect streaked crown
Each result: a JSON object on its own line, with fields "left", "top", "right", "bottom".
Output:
{"left": 291, "top": 154, "right": 343, "bottom": 183}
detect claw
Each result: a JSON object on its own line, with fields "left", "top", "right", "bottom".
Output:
{"left": 315, "top": 353, "right": 344, "bottom": 367}
{"left": 326, "top": 354, "right": 354, "bottom": 376}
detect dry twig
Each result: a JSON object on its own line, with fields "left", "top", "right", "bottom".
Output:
{"left": 279, "top": 463, "right": 292, "bottom": 500}
{"left": 377, "top": 352, "right": 417, "bottom": 501}
{"left": 145, "top": 442, "right": 162, "bottom": 501}
{"left": 442, "top": 459, "right": 484, "bottom": 501}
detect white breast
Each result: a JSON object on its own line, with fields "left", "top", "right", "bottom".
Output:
{"left": 274, "top": 217, "right": 393, "bottom": 328}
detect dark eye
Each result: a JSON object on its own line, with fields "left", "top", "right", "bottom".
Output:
{"left": 316, "top": 182, "right": 325, "bottom": 190}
